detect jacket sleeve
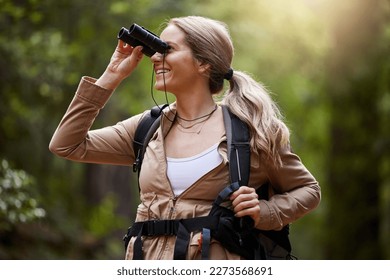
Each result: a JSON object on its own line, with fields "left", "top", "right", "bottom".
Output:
{"left": 49, "top": 76, "right": 142, "bottom": 166}
{"left": 255, "top": 144, "right": 321, "bottom": 231}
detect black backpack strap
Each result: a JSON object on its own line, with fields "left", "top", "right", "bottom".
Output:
{"left": 133, "top": 104, "right": 168, "bottom": 173}
{"left": 222, "top": 105, "right": 251, "bottom": 186}
{"left": 201, "top": 228, "right": 211, "bottom": 260}
{"left": 213, "top": 181, "right": 240, "bottom": 206}
{"left": 124, "top": 216, "right": 219, "bottom": 260}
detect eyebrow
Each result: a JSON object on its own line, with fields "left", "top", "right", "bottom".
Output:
{"left": 164, "top": 41, "right": 179, "bottom": 47}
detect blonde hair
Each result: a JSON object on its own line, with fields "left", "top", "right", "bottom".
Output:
{"left": 169, "top": 16, "right": 290, "bottom": 166}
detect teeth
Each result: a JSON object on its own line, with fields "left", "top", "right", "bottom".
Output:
{"left": 156, "top": 69, "right": 170, "bottom": 75}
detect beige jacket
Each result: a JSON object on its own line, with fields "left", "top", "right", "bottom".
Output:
{"left": 49, "top": 77, "right": 321, "bottom": 260}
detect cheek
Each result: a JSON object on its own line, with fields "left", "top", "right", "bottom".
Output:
{"left": 177, "top": 61, "right": 200, "bottom": 79}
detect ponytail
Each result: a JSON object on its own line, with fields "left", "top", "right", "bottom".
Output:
{"left": 222, "top": 71, "right": 290, "bottom": 167}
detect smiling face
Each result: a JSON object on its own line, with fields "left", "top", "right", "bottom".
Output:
{"left": 151, "top": 24, "right": 208, "bottom": 95}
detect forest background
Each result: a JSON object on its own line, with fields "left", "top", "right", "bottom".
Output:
{"left": 0, "top": 0, "right": 389, "bottom": 260}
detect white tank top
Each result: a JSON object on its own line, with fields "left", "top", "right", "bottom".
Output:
{"left": 167, "top": 143, "right": 222, "bottom": 196}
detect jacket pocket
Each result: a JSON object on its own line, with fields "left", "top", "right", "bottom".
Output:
{"left": 188, "top": 232, "right": 241, "bottom": 260}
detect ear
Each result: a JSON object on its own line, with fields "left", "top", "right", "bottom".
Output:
{"left": 198, "top": 62, "right": 210, "bottom": 74}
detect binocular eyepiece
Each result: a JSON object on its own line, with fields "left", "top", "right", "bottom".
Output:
{"left": 117, "top": 23, "right": 169, "bottom": 57}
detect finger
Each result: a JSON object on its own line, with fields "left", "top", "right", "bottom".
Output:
{"left": 133, "top": 46, "right": 144, "bottom": 60}
{"left": 231, "top": 191, "right": 258, "bottom": 208}
{"left": 230, "top": 186, "right": 255, "bottom": 200}
{"left": 234, "top": 202, "right": 260, "bottom": 219}
{"left": 115, "top": 40, "right": 136, "bottom": 55}
{"left": 128, "top": 46, "right": 144, "bottom": 67}
{"left": 117, "top": 39, "right": 125, "bottom": 48}
{"left": 233, "top": 198, "right": 259, "bottom": 213}
{"left": 231, "top": 193, "right": 257, "bottom": 208}
{"left": 234, "top": 205, "right": 260, "bottom": 218}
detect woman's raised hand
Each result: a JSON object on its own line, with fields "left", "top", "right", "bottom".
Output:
{"left": 96, "top": 40, "right": 144, "bottom": 90}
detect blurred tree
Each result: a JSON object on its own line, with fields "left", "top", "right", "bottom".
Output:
{"left": 323, "top": 0, "right": 390, "bottom": 259}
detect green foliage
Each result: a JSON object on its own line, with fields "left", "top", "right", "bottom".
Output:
{"left": 0, "top": 159, "right": 46, "bottom": 230}
{"left": 0, "top": 0, "right": 389, "bottom": 259}
{"left": 86, "top": 194, "right": 126, "bottom": 239}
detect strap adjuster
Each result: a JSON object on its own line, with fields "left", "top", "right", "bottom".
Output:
{"left": 145, "top": 220, "right": 177, "bottom": 236}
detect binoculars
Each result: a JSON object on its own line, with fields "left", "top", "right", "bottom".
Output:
{"left": 117, "top": 23, "right": 169, "bottom": 57}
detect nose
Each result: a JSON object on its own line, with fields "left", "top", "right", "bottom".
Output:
{"left": 151, "top": 52, "right": 163, "bottom": 62}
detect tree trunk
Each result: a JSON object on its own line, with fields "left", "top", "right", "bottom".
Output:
{"left": 324, "top": 0, "right": 388, "bottom": 259}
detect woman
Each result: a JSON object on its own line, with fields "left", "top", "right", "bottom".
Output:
{"left": 49, "top": 16, "right": 321, "bottom": 260}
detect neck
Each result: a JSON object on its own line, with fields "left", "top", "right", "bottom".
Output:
{"left": 176, "top": 99, "right": 216, "bottom": 121}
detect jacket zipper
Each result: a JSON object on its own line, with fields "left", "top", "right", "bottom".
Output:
{"left": 156, "top": 195, "right": 177, "bottom": 259}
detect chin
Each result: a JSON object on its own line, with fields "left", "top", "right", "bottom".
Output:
{"left": 154, "top": 83, "right": 165, "bottom": 92}
{"left": 154, "top": 79, "right": 173, "bottom": 92}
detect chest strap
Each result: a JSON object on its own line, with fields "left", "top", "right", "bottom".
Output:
{"left": 124, "top": 182, "right": 242, "bottom": 260}
{"left": 124, "top": 216, "right": 219, "bottom": 260}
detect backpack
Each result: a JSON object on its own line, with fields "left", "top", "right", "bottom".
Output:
{"left": 124, "top": 104, "right": 294, "bottom": 259}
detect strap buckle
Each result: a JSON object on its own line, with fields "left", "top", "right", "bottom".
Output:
{"left": 146, "top": 220, "right": 177, "bottom": 236}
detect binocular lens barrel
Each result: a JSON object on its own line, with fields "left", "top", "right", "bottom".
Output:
{"left": 117, "top": 23, "right": 169, "bottom": 57}
{"left": 117, "top": 27, "right": 155, "bottom": 57}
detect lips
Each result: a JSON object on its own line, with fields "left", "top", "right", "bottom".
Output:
{"left": 155, "top": 68, "right": 171, "bottom": 75}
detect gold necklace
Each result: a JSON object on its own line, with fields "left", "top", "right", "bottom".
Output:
{"left": 176, "top": 104, "right": 218, "bottom": 122}
{"left": 176, "top": 120, "right": 208, "bottom": 134}
{"left": 175, "top": 105, "right": 218, "bottom": 134}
